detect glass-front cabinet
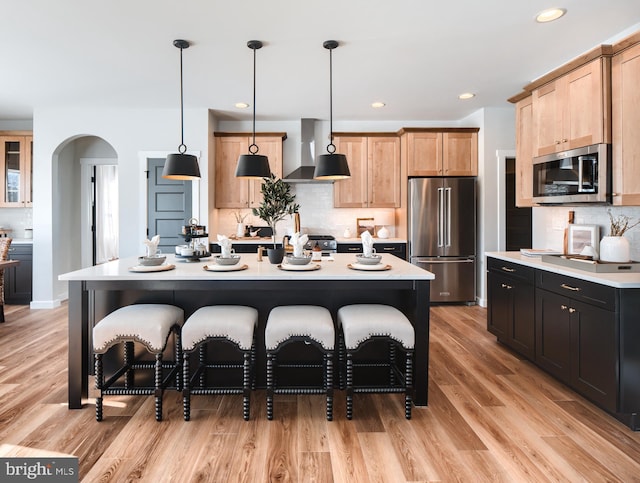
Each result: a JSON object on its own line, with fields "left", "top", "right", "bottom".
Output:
{"left": 0, "top": 133, "right": 33, "bottom": 207}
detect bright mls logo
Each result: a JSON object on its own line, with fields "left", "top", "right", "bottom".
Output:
{"left": 0, "top": 457, "right": 78, "bottom": 482}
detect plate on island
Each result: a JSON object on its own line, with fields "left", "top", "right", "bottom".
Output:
{"left": 347, "top": 263, "right": 391, "bottom": 271}
{"left": 128, "top": 264, "right": 176, "bottom": 273}
{"left": 203, "top": 264, "right": 248, "bottom": 272}
{"left": 278, "top": 263, "right": 321, "bottom": 271}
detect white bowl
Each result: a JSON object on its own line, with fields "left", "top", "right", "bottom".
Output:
{"left": 214, "top": 254, "right": 241, "bottom": 266}
{"left": 356, "top": 254, "right": 382, "bottom": 265}
{"left": 285, "top": 255, "right": 312, "bottom": 265}
{"left": 138, "top": 255, "right": 166, "bottom": 266}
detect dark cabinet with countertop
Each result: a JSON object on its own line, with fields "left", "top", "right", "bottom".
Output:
{"left": 5, "top": 243, "right": 32, "bottom": 304}
{"left": 487, "top": 258, "right": 535, "bottom": 359}
{"left": 487, "top": 254, "right": 640, "bottom": 430}
{"left": 338, "top": 242, "right": 406, "bottom": 260}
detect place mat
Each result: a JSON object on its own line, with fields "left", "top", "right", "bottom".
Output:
{"left": 203, "top": 264, "right": 248, "bottom": 272}
{"left": 128, "top": 264, "right": 176, "bottom": 273}
{"left": 278, "top": 263, "right": 321, "bottom": 271}
{"left": 347, "top": 263, "right": 392, "bottom": 271}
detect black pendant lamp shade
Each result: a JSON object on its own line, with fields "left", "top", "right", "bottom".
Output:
{"left": 314, "top": 40, "right": 350, "bottom": 180}
{"left": 235, "top": 40, "right": 271, "bottom": 179}
{"left": 163, "top": 39, "right": 201, "bottom": 180}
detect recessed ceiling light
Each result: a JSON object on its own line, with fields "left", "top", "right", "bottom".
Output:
{"left": 458, "top": 92, "right": 475, "bottom": 100}
{"left": 535, "top": 7, "right": 567, "bottom": 23}
{"left": 235, "top": 102, "right": 249, "bottom": 109}
{"left": 371, "top": 101, "right": 386, "bottom": 108}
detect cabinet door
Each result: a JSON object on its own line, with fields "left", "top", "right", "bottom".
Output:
{"left": 215, "top": 136, "right": 250, "bottom": 208}
{"left": 367, "top": 136, "right": 400, "bottom": 207}
{"left": 564, "top": 59, "right": 608, "bottom": 150}
{"left": 570, "top": 300, "right": 617, "bottom": 412}
{"left": 487, "top": 271, "right": 510, "bottom": 339}
{"left": 515, "top": 96, "right": 534, "bottom": 207}
{"left": 406, "top": 131, "right": 442, "bottom": 176}
{"left": 535, "top": 288, "right": 572, "bottom": 383}
{"left": 612, "top": 42, "right": 640, "bottom": 205}
{"left": 5, "top": 244, "right": 33, "bottom": 304}
{"left": 248, "top": 136, "right": 284, "bottom": 208}
{"left": 533, "top": 80, "right": 564, "bottom": 156}
{"left": 442, "top": 132, "right": 478, "bottom": 176}
{"left": 0, "top": 135, "right": 31, "bottom": 207}
{"left": 333, "top": 136, "right": 368, "bottom": 208}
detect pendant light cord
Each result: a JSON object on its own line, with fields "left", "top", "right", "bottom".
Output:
{"left": 325, "top": 41, "right": 337, "bottom": 154}
{"left": 178, "top": 44, "right": 187, "bottom": 154}
{"left": 249, "top": 45, "right": 258, "bottom": 154}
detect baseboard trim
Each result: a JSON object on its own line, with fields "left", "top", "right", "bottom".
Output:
{"left": 30, "top": 299, "right": 63, "bottom": 310}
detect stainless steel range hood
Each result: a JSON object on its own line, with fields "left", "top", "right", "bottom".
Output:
{"left": 283, "top": 118, "right": 332, "bottom": 183}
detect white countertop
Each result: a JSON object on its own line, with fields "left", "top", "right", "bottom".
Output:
{"left": 486, "top": 251, "right": 640, "bottom": 289}
{"left": 59, "top": 253, "right": 433, "bottom": 282}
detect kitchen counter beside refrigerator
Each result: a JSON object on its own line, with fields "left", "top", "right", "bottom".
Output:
{"left": 409, "top": 177, "right": 476, "bottom": 303}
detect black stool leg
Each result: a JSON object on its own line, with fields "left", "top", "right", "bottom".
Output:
{"left": 405, "top": 350, "right": 413, "bottom": 420}
{"left": 243, "top": 352, "right": 251, "bottom": 421}
{"left": 389, "top": 342, "right": 396, "bottom": 386}
{"left": 174, "top": 327, "right": 182, "bottom": 391}
{"left": 325, "top": 351, "right": 333, "bottom": 421}
{"left": 154, "top": 353, "right": 163, "bottom": 422}
{"left": 346, "top": 352, "right": 354, "bottom": 420}
{"left": 183, "top": 352, "right": 191, "bottom": 421}
{"left": 266, "top": 352, "right": 274, "bottom": 421}
{"left": 95, "top": 353, "right": 103, "bottom": 421}
{"left": 124, "top": 341, "right": 134, "bottom": 388}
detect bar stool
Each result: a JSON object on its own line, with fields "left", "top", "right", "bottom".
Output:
{"left": 181, "top": 306, "right": 258, "bottom": 421}
{"left": 265, "top": 305, "right": 334, "bottom": 421}
{"left": 93, "top": 304, "right": 183, "bottom": 422}
{"left": 337, "top": 304, "right": 414, "bottom": 419}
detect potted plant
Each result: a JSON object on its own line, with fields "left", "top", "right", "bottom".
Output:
{"left": 600, "top": 210, "right": 640, "bottom": 263}
{"left": 252, "top": 174, "right": 299, "bottom": 264}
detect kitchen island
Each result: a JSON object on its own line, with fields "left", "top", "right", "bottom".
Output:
{"left": 59, "top": 253, "right": 434, "bottom": 410}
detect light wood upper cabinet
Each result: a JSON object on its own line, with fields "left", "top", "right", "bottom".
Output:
{"left": 612, "top": 37, "right": 640, "bottom": 205}
{"left": 214, "top": 133, "right": 285, "bottom": 209}
{"left": 515, "top": 96, "right": 534, "bottom": 207}
{"left": 333, "top": 134, "right": 400, "bottom": 208}
{"left": 532, "top": 57, "right": 611, "bottom": 156}
{"left": 0, "top": 133, "right": 32, "bottom": 208}
{"left": 402, "top": 129, "right": 478, "bottom": 177}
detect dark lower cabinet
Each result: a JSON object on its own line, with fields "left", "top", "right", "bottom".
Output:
{"left": 5, "top": 243, "right": 33, "bottom": 305}
{"left": 487, "top": 256, "right": 640, "bottom": 430}
{"left": 487, "top": 258, "right": 535, "bottom": 359}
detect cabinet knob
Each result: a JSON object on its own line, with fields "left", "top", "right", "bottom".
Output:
{"left": 569, "top": 307, "right": 576, "bottom": 313}
{"left": 561, "top": 304, "right": 568, "bottom": 310}
{"left": 501, "top": 283, "right": 513, "bottom": 290}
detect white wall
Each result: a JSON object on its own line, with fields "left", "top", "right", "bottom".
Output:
{"left": 32, "top": 106, "right": 209, "bottom": 307}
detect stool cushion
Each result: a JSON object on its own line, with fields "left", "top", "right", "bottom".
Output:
{"left": 182, "top": 306, "right": 258, "bottom": 352}
{"left": 93, "top": 304, "right": 184, "bottom": 354}
{"left": 265, "top": 305, "right": 334, "bottom": 351}
{"left": 338, "top": 304, "right": 414, "bottom": 350}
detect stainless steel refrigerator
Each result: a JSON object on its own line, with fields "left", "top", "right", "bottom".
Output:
{"left": 409, "top": 177, "right": 476, "bottom": 303}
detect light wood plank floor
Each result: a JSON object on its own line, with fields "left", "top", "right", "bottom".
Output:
{"left": 1, "top": 303, "right": 639, "bottom": 482}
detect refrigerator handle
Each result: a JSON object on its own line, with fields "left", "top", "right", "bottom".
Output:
{"left": 437, "top": 187, "right": 444, "bottom": 247}
{"left": 445, "top": 187, "right": 452, "bottom": 247}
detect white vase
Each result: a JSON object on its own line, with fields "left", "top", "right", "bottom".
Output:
{"left": 599, "top": 235, "right": 630, "bottom": 263}
{"left": 236, "top": 223, "right": 245, "bottom": 238}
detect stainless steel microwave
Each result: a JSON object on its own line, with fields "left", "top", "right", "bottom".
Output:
{"left": 532, "top": 143, "right": 611, "bottom": 205}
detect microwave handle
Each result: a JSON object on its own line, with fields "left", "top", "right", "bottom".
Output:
{"left": 577, "top": 156, "right": 596, "bottom": 193}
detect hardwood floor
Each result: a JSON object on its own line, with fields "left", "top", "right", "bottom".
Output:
{"left": 1, "top": 303, "right": 639, "bottom": 482}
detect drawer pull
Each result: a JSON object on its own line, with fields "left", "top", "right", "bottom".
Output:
{"left": 501, "top": 266, "right": 515, "bottom": 273}
{"left": 569, "top": 308, "right": 576, "bottom": 313}
{"left": 560, "top": 283, "right": 581, "bottom": 292}
{"left": 501, "top": 283, "right": 513, "bottom": 289}
{"left": 382, "top": 247, "right": 395, "bottom": 251}
{"left": 347, "top": 247, "right": 359, "bottom": 252}
{"left": 561, "top": 305, "right": 568, "bottom": 310}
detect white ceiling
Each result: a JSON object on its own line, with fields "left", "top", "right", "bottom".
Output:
{"left": 1, "top": 0, "right": 639, "bottom": 122}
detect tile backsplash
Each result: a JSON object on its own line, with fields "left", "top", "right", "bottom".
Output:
{"left": 0, "top": 207, "right": 33, "bottom": 238}
{"left": 533, "top": 205, "right": 640, "bottom": 261}
{"left": 216, "top": 183, "right": 396, "bottom": 239}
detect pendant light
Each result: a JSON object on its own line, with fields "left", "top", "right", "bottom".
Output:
{"left": 235, "top": 40, "right": 271, "bottom": 178}
{"left": 163, "top": 39, "right": 201, "bottom": 180}
{"left": 314, "top": 40, "right": 350, "bottom": 180}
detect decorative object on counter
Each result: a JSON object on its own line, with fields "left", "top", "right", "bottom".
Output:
{"left": 375, "top": 212, "right": 394, "bottom": 239}
{"left": 217, "top": 235, "right": 234, "bottom": 258}
{"left": 162, "top": 40, "right": 200, "bottom": 180}
{"left": 343, "top": 227, "right": 352, "bottom": 238}
{"left": 311, "top": 243, "right": 323, "bottom": 261}
{"left": 290, "top": 232, "right": 308, "bottom": 258}
{"left": 562, "top": 210, "right": 575, "bottom": 255}
{"left": 361, "top": 230, "right": 375, "bottom": 258}
{"left": 203, "top": 263, "right": 249, "bottom": 272}
{"left": 235, "top": 40, "right": 271, "bottom": 179}
{"left": 252, "top": 174, "right": 299, "bottom": 264}
{"left": 314, "top": 40, "right": 350, "bottom": 180}
{"left": 128, "top": 264, "right": 176, "bottom": 273}
{"left": 356, "top": 253, "right": 382, "bottom": 265}
{"left": 347, "top": 263, "right": 392, "bottom": 271}
{"left": 233, "top": 211, "right": 249, "bottom": 238}
{"left": 143, "top": 235, "right": 160, "bottom": 257}
{"left": 256, "top": 246, "right": 264, "bottom": 262}
{"left": 600, "top": 211, "right": 640, "bottom": 263}
{"left": 213, "top": 254, "right": 240, "bottom": 266}
{"left": 138, "top": 255, "right": 166, "bottom": 266}
{"left": 283, "top": 255, "right": 312, "bottom": 266}
{"left": 24, "top": 228, "right": 32, "bottom": 239}
{"left": 566, "top": 224, "right": 599, "bottom": 258}
{"left": 357, "top": 217, "right": 375, "bottom": 237}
